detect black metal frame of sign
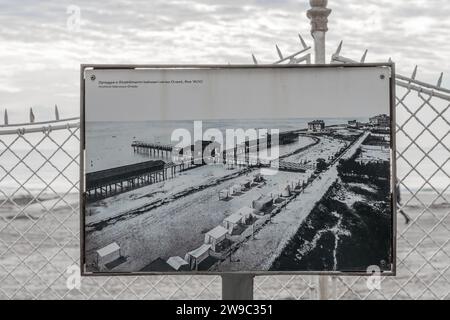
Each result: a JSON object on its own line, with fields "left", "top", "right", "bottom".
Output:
{"left": 80, "top": 63, "right": 397, "bottom": 299}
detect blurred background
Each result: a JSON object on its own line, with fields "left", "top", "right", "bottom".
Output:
{"left": 0, "top": 0, "right": 448, "bottom": 299}
{"left": 1, "top": 0, "right": 449, "bottom": 121}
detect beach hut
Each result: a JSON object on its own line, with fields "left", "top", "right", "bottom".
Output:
{"left": 166, "top": 256, "right": 190, "bottom": 271}
{"left": 223, "top": 213, "right": 243, "bottom": 234}
{"left": 293, "top": 180, "right": 303, "bottom": 192}
{"left": 281, "top": 184, "right": 291, "bottom": 197}
{"left": 270, "top": 189, "right": 282, "bottom": 200}
{"left": 184, "top": 244, "right": 211, "bottom": 271}
{"left": 241, "top": 179, "right": 252, "bottom": 190}
{"left": 204, "top": 225, "right": 228, "bottom": 251}
{"left": 236, "top": 206, "right": 255, "bottom": 222}
{"left": 289, "top": 180, "right": 300, "bottom": 189}
{"left": 230, "top": 184, "right": 242, "bottom": 195}
{"left": 286, "top": 180, "right": 295, "bottom": 190}
{"left": 219, "top": 188, "right": 230, "bottom": 200}
{"left": 96, "top": 242, "right": 121, "bottom": 268}
{"left": 253, "top": 173, "right": 264, "bottom": 183}
{"left": 252, "top": 195, "right": 273, "bottom": 212}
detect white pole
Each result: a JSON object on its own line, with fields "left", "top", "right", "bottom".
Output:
{"left": 307, "top": 0, "right": 331, "bottom": 64}
{"left": 307, "top": 0, "right": 333, "bottom": 300}
{"left": 318, "top": 276, "right": 329, "bottom": 300}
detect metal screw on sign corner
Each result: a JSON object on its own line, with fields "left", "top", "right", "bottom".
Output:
{"left": 380, "top": 74, "right": 386, "bottom": 80}
{"left": 90, "top": 75, "right": 96, "bottom": 81}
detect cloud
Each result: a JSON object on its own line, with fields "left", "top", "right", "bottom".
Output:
{"left": 0, "top": 0, "right": 449, "bottom": 121}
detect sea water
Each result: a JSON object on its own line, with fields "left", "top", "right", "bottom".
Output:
{"left": 85, "top": 118, "right": 367, "bottom": 172}
{"left": 0, "top": 117, "right": 447, "bottom": 196}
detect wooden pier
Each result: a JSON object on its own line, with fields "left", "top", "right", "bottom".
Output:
{"left": 132, "top": 141, "right": 173, "bottom": 158}
{"left": 132, "top": 130, "right": 302, "bottom": 161}
{"left": 85, "top": 159, "right": 198, "bottom": 201}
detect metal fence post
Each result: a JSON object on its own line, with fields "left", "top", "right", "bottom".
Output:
{"left": 307, "top": 0, "right": 333, "bottom": 300}
{"left": 222, "top": 274, "right": 254, "bottom": 300}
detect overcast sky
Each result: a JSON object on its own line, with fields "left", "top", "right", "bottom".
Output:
{"left": 1, "top": 0, "right": 449, "bottom": 123}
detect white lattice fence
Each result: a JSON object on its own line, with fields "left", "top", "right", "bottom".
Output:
{"left": 331, "top": 78, "right": 449, "bottom": 300}
{"left": 0, "top": 46, "right": 448, "bottom": 300}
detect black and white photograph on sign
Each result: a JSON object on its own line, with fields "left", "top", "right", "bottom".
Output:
{"left": 82, "top": 66, "right": 394, "bottom": 274}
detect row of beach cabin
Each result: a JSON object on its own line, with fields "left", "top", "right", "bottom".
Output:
{"left": 183, "top": 206, "right": 256, "bottom": 270}
{"left": 218, "top": 173, "right": 264, "bottom": 200}
{"left": 179, "top": 177, "right": 308, "bottom": 270}
{"left": 94, "top": 174, "right": 310, "bottom": 272}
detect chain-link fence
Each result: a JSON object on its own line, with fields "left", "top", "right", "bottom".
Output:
{"left": 1, "top": 43, "right": 449, "bottom": 299}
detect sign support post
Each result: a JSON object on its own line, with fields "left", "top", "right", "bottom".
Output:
{"left": 307, "top": 0, "right": 332, "bottom": 300}
{"left": 307, "top": 0, "right": 332, "bottom": 64}
{"left": 222, "top": 274, "right": 254, "bottom": 300}
{"left": 221, "top": 0, "right": 333, "bottom": 301}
